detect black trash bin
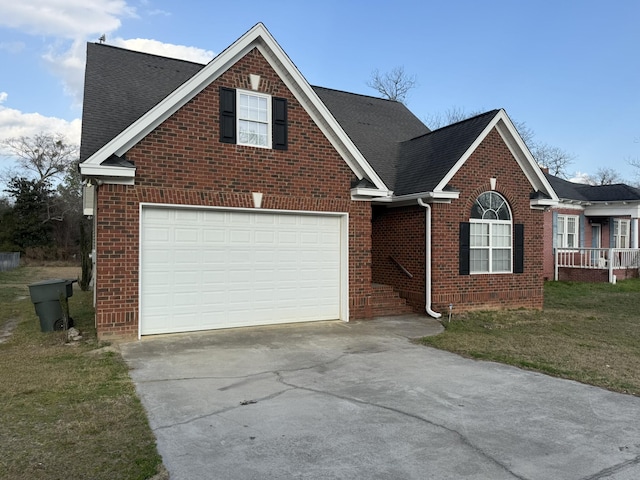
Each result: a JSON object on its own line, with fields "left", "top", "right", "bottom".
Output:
{"left": 28, "top": 279, "right": 76, "bottom": 332}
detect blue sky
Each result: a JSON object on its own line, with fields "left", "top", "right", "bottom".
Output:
{"left": 0, "top": 0, "right": 638, "bottom": 183}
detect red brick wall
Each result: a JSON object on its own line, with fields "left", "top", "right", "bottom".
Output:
{"left": 373, "top": 128, "right": 545, "bottom": 314}
{"left": 558, "top": 267, "right": 639, "bottom": 282}
{"left": 94, "top": 48, "right": 373, "bottom": 339}
{"left": 372, "top": 205, "right": 425, "bottom": 311}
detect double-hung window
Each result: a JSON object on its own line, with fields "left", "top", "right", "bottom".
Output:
{"left": 556, "top": 215, "right": 579, "bottom": 248}
{"left": 219, "top": 87, "right": 288, "bottom": 150}
{"left": 238, "top": 91, "right": 270, "bottom": 148}
{"left": 613, "top": 219, "right": 630, "bottom": 248}
{"left": 469, "top": 192, "right": 512, "bottom": 273}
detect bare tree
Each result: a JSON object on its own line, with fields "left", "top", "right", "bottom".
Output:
{"left": 585, "top": 167, "right": 623, "bottom": 185}
{"left": 1, "top": 133, "right": 79, "bottom": 186}
{"left": 367, "top": 67, "right": 417, "bottom": 104}
{"left": 628, "top": 156, "right": 640, "bottom": 187}
{"left": 531, "top": 143, "right": 574, "bottom": 178}
{"left": 424, "top": 107, "right": 482, "bottom": 130}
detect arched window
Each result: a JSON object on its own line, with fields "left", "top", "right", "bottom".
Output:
{"left": 469, "top": 191, "right": 512, "bottom": 273}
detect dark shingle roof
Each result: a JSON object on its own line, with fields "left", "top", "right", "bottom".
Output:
{"left": 545, "top": 173, "right": 640, "bottom": 202}
{"left": 575, "top": 183, "right": 640, "bottom": 202}
{"left": 544, "top": 173, "right": 590, "bottom": 201}
{"left": 80, "top": 44, "right": 507, "bottom": 198}
{"left": 80, "top": 43, "right": 205, "bottom": 162}
{"left": 311, "top": 86, "right": 430, "bottom": 189}
{"left": 394, "top": 110, "right": 500, "bottom": 195}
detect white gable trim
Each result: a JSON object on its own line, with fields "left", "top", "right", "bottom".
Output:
{"left": 79, "top": 23, "right": 389, "bottom": 193}
{"left": 433, "top": 109, "right": 558, "bottom": 204}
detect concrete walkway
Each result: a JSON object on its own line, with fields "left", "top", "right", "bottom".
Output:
{"left": 120, "top": 315, "right": 640, "bottom": 480}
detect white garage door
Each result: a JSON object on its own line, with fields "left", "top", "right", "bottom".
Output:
{"left": 140, "top": 207, "right": 344, "bottom": 335}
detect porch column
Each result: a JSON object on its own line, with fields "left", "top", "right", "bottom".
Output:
{"left": 633, "top": 217, "right": 639, "bottom": 249}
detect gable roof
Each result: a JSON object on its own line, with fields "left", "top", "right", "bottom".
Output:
{"left": 79, "top": 23, "right": 557, "bottom": 204}
{"left": 80, "top": 23, "right": 389, "bottom": 191}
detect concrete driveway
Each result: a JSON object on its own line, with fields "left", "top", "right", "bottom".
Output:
{"left": 120, "top": 315, "right": 640, "bottom": 480}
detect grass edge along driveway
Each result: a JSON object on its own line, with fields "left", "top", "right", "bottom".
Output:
{"left": 0, "top": 265, "right": 164, "bottom": 480}
{"left": 420, "top": 279, "right": 640, "bottom": 397}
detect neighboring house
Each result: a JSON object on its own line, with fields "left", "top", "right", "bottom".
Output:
{"left": 79, "top": 23, "right": 558, "bottom": 339}
{"left": 543, "top": 173, "right": 640, "bottom": 282}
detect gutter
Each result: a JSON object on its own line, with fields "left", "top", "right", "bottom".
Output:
{"left": 417, "top": 198, "right": 442, "bottom": 319}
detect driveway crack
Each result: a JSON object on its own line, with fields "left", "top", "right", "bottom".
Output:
{"left": 579, "top": 454, "right": 640, "bottom": 479}
{"left": 276, "top": 374, "right": 530, "bottom": 480}
{"left": 152, "top": 384, "right": 294, "bottom": 431}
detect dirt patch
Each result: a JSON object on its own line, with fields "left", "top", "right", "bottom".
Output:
{"left": 0, "top": 318, "right": 19, "bottom": 344}
{"left": 34, "top": 266, "right": 82, "bottom": 281}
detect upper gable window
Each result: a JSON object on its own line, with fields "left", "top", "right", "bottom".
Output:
{"left": 469, "top": 191, "right": 512, "bottom": 273}
{"left": 238, "top": 91, "right": 270, "bottom": 148}
{"left": 219, "top": 87, "right": 288, "bottom": 150}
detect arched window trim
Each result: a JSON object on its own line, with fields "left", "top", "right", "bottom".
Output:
{"left": 469, "top": 191, "right": 513, "bottom": 274}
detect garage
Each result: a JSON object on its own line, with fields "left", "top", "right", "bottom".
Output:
{"left": 139, "top": 206, "right": 346, "bottom": 335}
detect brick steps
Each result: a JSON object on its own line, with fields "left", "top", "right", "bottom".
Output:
{"left": 370, "top": 283, "right": 415, "bottom": 317}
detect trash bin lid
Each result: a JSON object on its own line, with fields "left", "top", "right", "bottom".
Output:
{"left": 29, "top": 278, "right": 67, "bottom": 287}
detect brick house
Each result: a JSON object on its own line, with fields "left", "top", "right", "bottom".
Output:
{"left": 543, "top": 173, "right": 640, "bottom": 282}
{"left": 80, "top": 23, "right": 558, "bottom": 339}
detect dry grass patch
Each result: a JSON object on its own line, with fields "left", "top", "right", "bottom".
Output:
{"left": 0, "top": 265, "right": 163, "bottom": 480}
{"left": 420, "top": 279, "right": 640, "bottom": 396}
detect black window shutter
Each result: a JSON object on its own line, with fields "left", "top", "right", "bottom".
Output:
{"left": 459, "top": 222, "right": 470, "bottom": 275}
{"left": 272, "top": 97, "right": 288, "bottom": 150}
{"left": 514, "top": 224, "right": 524, "bottom": 274}
{"left": 220, "top": 87, "right": 236, "bottom": 143}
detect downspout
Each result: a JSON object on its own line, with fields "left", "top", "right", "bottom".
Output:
{"left": 417, "top": 198, "right": 442, "bottom": 318}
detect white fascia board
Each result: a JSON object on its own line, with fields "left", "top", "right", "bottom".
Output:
{"left": 553, "top": 201, "right": 587, "bottom": 211}
{"left": 433, "top": 109, "right": 559, "bottom": 203}
{"left": 81, "top": 23, "right": 389, "bottom": 193}
{"left": 350, "top": 187, "right": 392, "bottom": 199}
{"left": 530, "top": 198, "right": 558, "bottom": 208}
{"left": 82, "top": 27, "right": 262, "bottom": 168}
{"left": 252, "top": 35, "right": 388, "bottom": 191}
{"left": 373, "top": 190, "right": 459, "bottom": 204}
{"left": 584, "top": 203, "right": 640, "bottom": 217}
{"left": 495, "top": 114, "right": 559, "bottom": 202}
{"left": 80, "top": 163, "right": 136, "bottom": 178}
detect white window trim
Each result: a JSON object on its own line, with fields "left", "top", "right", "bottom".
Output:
{"left": 470, "top": 219, "right": 513, "bottom": 274}
{"left": 613, "top": 218, "right": 630, "bottom": 248}
{"left": 556, "top": 214, "right": 580, "bottom": 249}
{"left": 236, "top": 89, "right": 271, "bottom": 148}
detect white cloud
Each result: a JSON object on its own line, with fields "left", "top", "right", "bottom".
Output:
{"left": 0, "top": 93, "right": 81, "bottom": 146}
{"left": 0, "top": 1, "right": 136, "bottom": 39}
{"left": 0, "top": 1, "right": 214, "bottom": 138}
{"left": 112, "top": 37, "right": 213, "bottom": 64}
{"left": 569, "top": 171, "right": 592, "bottom": 184}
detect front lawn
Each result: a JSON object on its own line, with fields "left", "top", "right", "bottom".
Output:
{"left": 420, "top": 279, "right": 640, "bottom": 396}
{"left": 0, "top": 265, "right": 164, "bottom": 480}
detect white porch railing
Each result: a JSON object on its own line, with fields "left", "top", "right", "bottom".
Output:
{"left": 555, "top": 248, "right": 640, "bottom": 283}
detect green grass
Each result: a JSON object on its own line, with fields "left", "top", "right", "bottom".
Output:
{"left": 0, "top": 265, "right": 163, "bottom": 480}
{"left": 420, "top": 279, "right": 640, "bottom": 396}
